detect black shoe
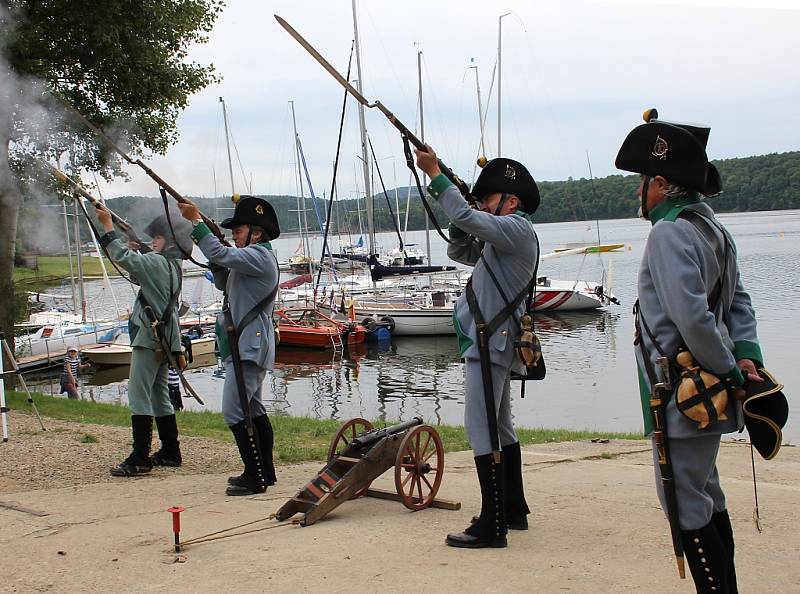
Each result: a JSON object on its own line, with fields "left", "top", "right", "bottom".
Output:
{"left": 681, "top": 519, "right": 733, "bottom": 593}
{"left": 445, "top": 531, "right": 507, "bottom": 548}
{"left": 110, "top": 457, "right": 152, "bottom": 476}
{"left": 151, "top": 414, "right": 182, "bottom": 467}
{"left": 111, "top": 415, "right": 153, "bottom": 477}
{"left": 446, "top": 453, "right": 507, "bottom": 549}
{"left": 227, "top": 473, "right": 276, "bottom": 487}
{"left": 225, "top": 474, "right": 266, "bottom": 496}
{"left": 227, "top": 421, "right": 267, "bottom": 496}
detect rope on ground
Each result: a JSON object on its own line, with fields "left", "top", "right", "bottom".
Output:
{"left": 180, "top": 513, "right": 299, "bottom": 546}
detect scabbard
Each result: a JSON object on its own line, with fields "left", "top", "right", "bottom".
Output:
{"left": 476, "top": 326, "right": 501, "bottom": 462}
{"left": 223, "top": 306, "right": 255, "bottom": 436}
{"left": 651, "top": 390, "right": 686, "bottom": 579}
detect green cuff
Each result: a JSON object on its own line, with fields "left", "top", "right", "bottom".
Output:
{"left": 427, "top": 173, "right": 452, "bottom": 199}
{"left": 448, "top": 222, "right": 468, "bottom": 239}
{"left": 191, "top": 222, "right": 212, "bottom": 243}
{"left": 733, "top": 340, "right": 763, "bottom": 367}
{"left": 720, "top": 365, "right": 745, "bottom": 387}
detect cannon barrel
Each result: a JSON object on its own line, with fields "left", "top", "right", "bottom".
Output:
{"left": 350, "top": 417, "right": 423, "bottom": 450}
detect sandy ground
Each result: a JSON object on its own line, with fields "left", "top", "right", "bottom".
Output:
{"left": 1, "top": 412, "right": 798, "bottom": 594}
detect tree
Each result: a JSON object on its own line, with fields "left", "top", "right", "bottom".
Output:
{"left": 0, "top": 0, "right": 223, "bottom": 351}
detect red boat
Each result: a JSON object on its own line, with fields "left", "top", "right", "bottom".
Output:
{"left": 274, "top": 307, "right": 367, "bottom": 349}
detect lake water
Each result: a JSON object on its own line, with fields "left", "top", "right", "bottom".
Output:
{"left": 24, "top": 209, "right": 799, "bottom": 442}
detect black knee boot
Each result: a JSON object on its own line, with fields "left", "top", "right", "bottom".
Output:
{"left": 228, "top": 415, "right": 276, "bottom": 487}
{"left": 502, "top": 442, "right": 530, "bottom": 530}
{"left": 446, "top": 453, "right": 507, "bottom": 548}
{"left": 681, "top": 520, "right": 732, "bottom": 593}
{"left": 151, "top": 414, "right": 182, "bottom": 467}
{"left": 711, "top": 510, "right": 738, "bottom": 594}
{"left": 226, "top": 421, "right": 267, "bottom": 496}
{"left": 471, "top": 442, "right": 529, "bottom": 530}
{"left": 111, "top": 415, "right": 153, "bottom": 477}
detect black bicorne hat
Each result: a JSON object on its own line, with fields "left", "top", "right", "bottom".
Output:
{"left": 742, "top": 368, "right": 789, "bottom": 460}
{"left": 615, "top": 111, "right": 722, "bottom": 197}
{"left": 472, "top": 158, "right": 540, "bottom": 214}
{"left": 144, "top": 214, "right": 193, "bottom": 259}
{"left": 221, "top": 196, "right": 280, "bottom": 240}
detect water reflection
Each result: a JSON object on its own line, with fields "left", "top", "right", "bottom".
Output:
{"left": 20, "top": 211, "right": 800, "bottom": 442}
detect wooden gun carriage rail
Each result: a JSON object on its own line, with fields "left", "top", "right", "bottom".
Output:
{"left": 275, "top": 417, "right": 460, "bottom": 526}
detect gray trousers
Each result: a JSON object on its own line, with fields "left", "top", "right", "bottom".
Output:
{"left": 222, "top": 360, "right": 267, "bottom": 426}
{"left": 128, "top": 346, "right": 174, "bottom": 417}
{"left": 464, "top": 357, "right": 518, "bottom": 456}
{"left": 652, "top": 433, "right": 726, "bottom": 531}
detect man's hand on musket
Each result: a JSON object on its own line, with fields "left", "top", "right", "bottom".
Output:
{"left": 414, "top": 144, "right": 442, "bottom": 180}
{"left": 177, "top": 201, "right": 201, "bottom": 222}
{"left": 95, "top": 204, "right": 114, "bottom": 233}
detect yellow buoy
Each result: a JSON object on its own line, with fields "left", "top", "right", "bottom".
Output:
{"left": 476, "top": 156, "right": 488, "bottom": 168}
{"left": 643, "top": 108, "right": 658, "bottom": 122}
{"left": 231, "top": 193, "right": 241, "bottom": 204}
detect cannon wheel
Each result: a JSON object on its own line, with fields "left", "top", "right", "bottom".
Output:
{"left": 328, "top": 417, "right": 374, "bottom": 499}
{"left": 394, "top": 424, "right": 444, "bottom": 511}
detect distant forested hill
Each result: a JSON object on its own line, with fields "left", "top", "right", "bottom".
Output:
{"left": 22, "top": 151, "right": 799, "bottom": 252}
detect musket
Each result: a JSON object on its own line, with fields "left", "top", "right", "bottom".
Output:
{"left": 274, "top": 15, "right": 475, "bottom": 204}
{"left": 46, "top": 162, "right": 151, "bottom": 253}
{"left": 56, "top": 97, "right": 230, "bottom": 246}
{"left": 651, "top": 363, "right": 686, "bottom": 579}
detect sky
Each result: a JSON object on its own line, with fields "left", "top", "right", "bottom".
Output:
{"left": 92, "top": 0, "right": 800, "bottom": 201}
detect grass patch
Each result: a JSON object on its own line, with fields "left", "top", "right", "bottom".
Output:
{"left": 14, "top": 255, "right": 118, "bottom": 287}
{"left": 600, "top": 452, "right": 618, "bottom": 460}
{"left": 7, "top": 391, "right": 643, "bottom": 463}
{"left": 79, "top": 433, "right": 98, "bottom": 444}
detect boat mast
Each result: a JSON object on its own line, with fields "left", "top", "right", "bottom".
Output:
{"left": 417, "top": 47, "right": 431, "bottom": 265}
{"left": 289, "top": 100, "right": 310, "bottom": 260}
{"left": 351, "top": 0, "right": 374, "bottom": 257}
{"left": 219, "top": 97, "right": 236, "bottom": 196}
{"left": 469, "top": 64, "right": 487, "bottom": 158}
{"left": 61, "top": 198, "right": 77, "bottom": 313}
{"left": 497, "top": 12, "right": 511, "bottom": 157}
{"left": 72, "top": 194, "right": 86, "bottom": 322}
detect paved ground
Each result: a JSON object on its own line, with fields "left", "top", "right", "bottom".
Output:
{"left": 1, "top": 413, "right": 798, "bottom": 593}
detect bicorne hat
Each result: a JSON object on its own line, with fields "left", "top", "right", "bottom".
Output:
{"left": 144, "top": 214, "right": 193, "bottom": 258}
{"left": 221, "top": 196, "right": 280, "bottom": 240}
{"left": 472, "top": 158, "right": 540, "bottom": 214}
{"left": 742, "top": 367, "right": 789, "bottom": 460}
{"left": 615, "top": 109, "right": 722, "bottom": 196}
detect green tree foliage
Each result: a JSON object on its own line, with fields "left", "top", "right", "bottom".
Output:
{"left": 0, "top": 0, "right": 223, "bottom": 347}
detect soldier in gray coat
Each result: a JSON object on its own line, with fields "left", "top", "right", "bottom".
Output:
{"left": 616, "top": 110, "right": 763, "bottom": 593}
{"left": 416, "top": 146, "right": 540, "bottom": 549}
{"left": 96, "top": 208, "right": 192, "bottom": 477}
{"left": 180, "top": 196, "right": 280, "bottom": 496}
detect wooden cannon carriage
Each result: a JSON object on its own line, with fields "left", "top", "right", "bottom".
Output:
{"left": 275, "top": 417, "right": 459, "bottom": 526}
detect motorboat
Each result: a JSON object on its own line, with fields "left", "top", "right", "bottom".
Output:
{"left": 274, "top": 306, "right": 366, "bottom": 349}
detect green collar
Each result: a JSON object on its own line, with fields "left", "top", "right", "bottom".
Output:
{"left": 513, "top": 209, "right": 533, "bottom": 221}
{"left": 649, "top": 195, "right": 701, "bottom": 225}
{"left": 257, "top": 240, "right": 273, "bottom": 250}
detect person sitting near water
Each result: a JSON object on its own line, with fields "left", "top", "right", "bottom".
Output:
{"left": 60, "top": 345, "right": 91, "bottom": 400}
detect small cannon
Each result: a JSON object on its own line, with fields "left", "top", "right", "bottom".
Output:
{"left": 275, "top": 417, "right": 459, "bottom": 526}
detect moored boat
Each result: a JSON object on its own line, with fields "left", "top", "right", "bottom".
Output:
{"left": 274, "top": 307, "right": 366, "bottom": 349}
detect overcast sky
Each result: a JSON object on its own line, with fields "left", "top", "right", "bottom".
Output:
{"left": 95, "top": 0, "right": 800, "bottom": 201}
